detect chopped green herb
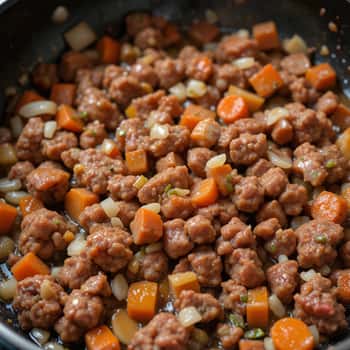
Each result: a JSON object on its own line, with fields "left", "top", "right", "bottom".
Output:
{"left": 225, "top": 174, "right": 234, "bottom": 193}
{"left": 118, "top": 129, "right": 126, "bottom": 136}
{"left": 80, "top": 111, "right": 88, "bottom": 119}
{"left": 164, "top": 184, "right": 173, "bottom": 194}
{"left": 310, "top": 170, "right": 320, "bottom": 179}
{"left": 315, "top": 235, "right": 328, "bottom": 244}
{"left": 244, "top": 328, "right": 265, "bottom": 339}
{"left": 240, "top": 294, "right": 248, "bottom": 303}
{"left": 325, "top": 159, "right": 337, "bottom": 168}
{"left": 268, "top": 241, "right": 277, "bottom": 253}
{"left": 228, "top": 313, "right": 245, "bottom": 329}
{"left": 88, "top": 129, "right": 97, "bottom": 137}
{"left": 52, "top": 218, "right": 61, "bottom": 226}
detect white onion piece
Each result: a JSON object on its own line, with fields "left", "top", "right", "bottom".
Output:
{"left": 0, "top": 143, "right": 17, "bottom": 165}
{"left": 0, "top": 278, "right": 17, "bottom": 301}
{"left": 300, "top": 269, "right": 317, "bottom": 282}
{"left": 44, "top": 121, "right": 57, "bottom": 139}
{"left": 290, "top": 216, "right": 310, "bottom": 230}
{"left": 111, "top": 217, "right": 124, "bottom": 228}
{"left": 266, "top": 107, "right": 290, "bottom": 126}
{"left": 67, "top": 234, "right": 86, "bottom": 256}
{"left": 236, "top": 29, "right": 249, "bottom": 38}
{"left": 112, "top": 309, "right": 138, "bottom": 345}
{"left": 233, "top": 57, "right": 255, "bottom": 69}
{"left": 278, "top": 254, "right": 288, "bottom": 263}
{"left": 52, "top": 5, "right": 69, "bottom": 24}
{"left": 19, "top": 100, "right": 57, "bottom": 118}
{"left": 186, "top": 80, "right": 207, "bottom": 98}
{"left": 30, "top": 328, "right": 50, "bottom": 345}
{"left": 178, "top": 307, "right": 202, "bottom": 327}
{"left": 141, "top": 202, "right": 161, "bottom": 214}
{"left": 111, "top": 274, "right": 128, "bottom": 301}
{"left": 167, "top": 188, "right": 190, "bottom": 197}
{"left": 64, "top": 21, "right": 97, "bottom": 51}
{"left": 283, "top": 34, "right": 308, "bottom": 54}
{"left": 10, "top": 116, "right": 23, "bottom": 138}
{"left": 51, "top": 267, "right": 61, "bottom": 278}
{"left": 100, "top": 197, "right": 120, "bottom": 218}
{"left": 0, "top": 236, "right": 15, "bottom": 260}
{"left": 267, "top": 150, "right": 292, "bottom": 169}
{"left": 44, "top": 342, "right": 65, "bottom": 350}
{"left": 144, "top": 111, "right": 159, "bottom": 129}
{"left": 145, "top": 242, "right": 163, "bottom": 254}
{"left": 150, "top": 123, "right": 169, "bottom": 139}
{"left": 0, "top": 178, "right": 21, "bottom": 192}
{"left": 264, "top": 337, "right": 276, "bottom": 350}
{"left": 205, "top": 154, "right": 226, "bottom": 171}
{"left": 268, "top": 294, "right": 286, "bottom": 318}
{"left": 133, "top": 175, "right": 148, "bottom": 190}
{"left": 5, "top": 191, "right": 28, "bottom": 205}
{"left": 169, "top": 83, "right": 187, "bottom": 101}
{"left": 308, "top": 325, "right": 319, "bottom": 346}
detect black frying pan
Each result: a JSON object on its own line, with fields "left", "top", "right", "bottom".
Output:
{"left": 0, "top": 0, "right": 350, "bottom": 349}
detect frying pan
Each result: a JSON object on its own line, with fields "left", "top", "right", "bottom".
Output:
{"left": 0, "top": 0, "right": 349, "bottom": 349}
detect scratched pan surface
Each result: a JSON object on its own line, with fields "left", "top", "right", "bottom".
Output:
{"left": 0, "top": 0, "right": 350, "bottom": 349}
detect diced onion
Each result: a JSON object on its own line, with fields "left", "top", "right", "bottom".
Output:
{"left": 0, "top": 143, "right": 17, "bottom": 165}
{"left": 44, "top": 121, "right": 57, "bottom": 139}
{"left": 186, "top": 80, "right": 207, "bottom": 98}
{"left": 67, "top": 234, "right": 86, "bottom": 256}
{"left": 145, "top": 242, "right": 163, "bottom": 254}
{"left": 10, "top": 116, "right": 23, "bottom": 138}
{"left": 127, "top": 259, "right": 140, "bottom": 274}
{"left": 236, "top": 29, "right": 249, "bottom": 38}
{"left": 205, "top": 154, "right": 226, "bottom": 171}
{"left": 233, "top": 57, "right": 255, "bottom": 69}
{"left": 0, "top": 178, "right": 21, "bottom": 192}
{"left": 308, "top": 325, "right": 319, "bottom": 346}
{"left": 300, "top": 269, "right": 317, "bottom": 282}
{"left": 264, "top": 337, "right": 276, "bottom": 350}
{"left": 290, "top": 216, "right": 310, "bottom": 230}
{"left": 0, "top": 236, "right": 15, "bottom": 260}
{"left": 111, "top": 217, "right": 124, "bottom": 228}
{"left": 19, "top": 100, "right": 57, "bottom": 118}
{"left": 64, "top": 21, "right": 97, "bottom": 51}
{"left": 112, "top": 309, "right": 138, "bottom": 345}
{"left": 100, "top": 197, "right": 120, "bottom": 218}
{"left": 5, "top": 191, "right": 28, "bottom": 205}
{"left": 141, "top": 202, "right": 161, "bottom": 214}
{"left": 278, "top": 255, "right": 288, "bottom": 263}
{"left": 167, "top": 188, "right": 190, "bottom": 197}
{"left": 266, "top": 107, "right": 290, "bottom": 126}
{"left": 283, "top": 34, "right": 308, "bottom": 54}
{"left": 169, "top": 83, "right": 187, "bottom": 102}
{"left": 133, "top": 175, "right": 148, "bottom": 190}
{"left": 52, "top": 5, "right": 69, "bottom": 24}
{"left": 267, "top": 150, "right": 292, "bottom": 169}
{"left": 0, "top": 278, "right": 17, "bottom": 301}
{"left": 51, "top": 266, "right": 61, "bottom": 278}
{"left": 144, "top": 111, "right": 159, "bottom": 129}
{"left": 268, "top": 294, "right": 286, "bottom": 318}
{"left": 178, "top": 306, "right": 202, "bottom": 327}
{"left": 44, "top": 342, "right": 65, "bottom": 350}
{"left": 111, "top": 274, "right": 128, "bottom": 301}
{"left": 341, "top": 182, "right": 350, "bottom": 195}
{"left": 205, "top": 9, "right": 218, "bottom": 24}
{"left": 320, "top": 265, "right": 331, "bottom": 276}
{"left": 30, "top": 328, "right": 50, "bottom": 346}
{"left": 150, "top": 123, "right": 169, "bottom": 139}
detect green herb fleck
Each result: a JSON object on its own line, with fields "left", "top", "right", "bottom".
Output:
{"left": 225, "top": 174, "right": 234, "bottom": 193}
{"left": 52, "top": 218, "right": 61, "bottom": 226}
{"left": 80, "top": 111, "right": 88, "bottom": 119}
{"left": 325, "top": 159, "right": 337, "bottom": 169}
{"left": 118, "top": 129, "right": 126, "bottom": 137}
{"left": 310, "top": 170, "right": 320, "bottom": 179}
{"left": 315, "top": 235, "right": 328, "bottom": 244}
{"left": 244, "top": 328, "right": 265, "bottom": 340}
{"left": 240, "top": 294, "right": 248, "bottom": 303}
{"left": 164, "top": 184, "right": 173, "bottom": 194}
{"left": 268, "top": 241, "right": 277, "bottom": 253}
{"left": 88, "top": 129, "right": 97, "bottom": 137}
{"left": 229, "top": 313, "right": 245, "bottom": 329}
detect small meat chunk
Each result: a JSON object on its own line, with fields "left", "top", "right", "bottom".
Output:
{"left": 187, "top": 147, "right": 216, "bottom": 177}
{"left": 315, "top": 91, "right": 338, "bottom": 115}
{"left": 8, "top": 161, "right": 34, "bottom": 187}
{"left": 197, "top": 199, "right": 238, "bottom": 225}
{"left": 59, "top": 51, "right": 93, "bottom": 82}
{"left": 78, "top": 203, "right": 109, "bottom": 230}
{"left": 267, "top": 260, "right": 299, "bottom": 303}
{"left": 265, "top": 228, "right": 297, "bottom": 258}
{"left": 234, "top": 118, "right": 266, "bottom": 135}
{"left": 260, "top": 167, "right": 288, "bottom": 197}
{"left": 193, "top": 85, "right": 221, "bottom": 109}
{"left": 130, "top": 62, "right": 159, "bottom": 87}
{"left": 117, "top": 201, "right": 140, "bottom": 227}
{"left": 129, "top": 90, "right": 165, "bottom": 119}
{"left": 215, "top": 36, "right": 258, "bottom": 62}
{"left": 125, "top": 12, "right": 152, "bottom": 36}
{"left": 79, "top": 121, "right": 107, "bottom": 149}
{"left": 219, "top": 280, "right": 247, "bottom": 315}
{"left": 186, "top": 55, "right": 213, "bottom": 82}
{"left": 340, "top": 241, "right": 350, "bottom": 267}
{"left": 32, "top": 63, "right": 58, "bottom": 90}
{"left": 156, "top": 152, "right": 184, "bottom": 173}
{"left": 185, "top": 215, "right": 216, "bottom": 244}
{"left": 234, "top": 176, "right": 264, "bottom": 213}
{"left": 211, "top": 64, "right": 246, "bottom": 92}
{"left": 108, "top": 174, "right": 138, "bottom": 201}
{"left": 246, "top": 159, "right": 274, "bottom": 177}
{"left": 117, "top": 118, "right": 149, "bottom": 152}
{"left": 279, "top": 183, "right": 308, "bottom": 216}
{"left": 161, "top": 196, "right": 194, "bottom": 220}
{"left": 0, "top": 127, "right": 12, "bottom": 143}
{"left": 42, "top": 131, "right": 78, "bottom": 160}
{"left": 256, "top": 200, "right": 287, "bottom": 227}
{"left": 191, "top": 119, "right": 221, "bottom": 148}
{"left": 155, "top": 58, "right": 185, "bottom": 89}
{"left": 253, "top": 218, "right": 281, "bottom": 240}
{"left": 216, "top": 323, "right": 243, "bottom": 350}
{"left": 134, "top": 27, "right": 163, "bottom": 49}
{"left": 280, "top": 53, "right": 310, "bottom": 76}
{"left": 271, "top": 119, "right": 294, "bottom": 145}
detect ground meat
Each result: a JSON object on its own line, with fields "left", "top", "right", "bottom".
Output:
{"left": 211, "top": 64, "right": 246, "bottom": 92}
{"left": 215, "top": 36, "right": 258, "bottom": 62}
{"left": 76, "top": 67, "right": 104, "bottom": 92}
{"left": 0, "top": 127, "right": 11, "bottom": 143}
{"left": 58, "top": 253, "right": 99, "bottom": 290}
{"left": 125, "top": 12, "right": 152, "bottom": 36}
{"left": 256, "top": 200, "right": 288, "bottom": 227}
{"left": 267, "top": 260, "right": 299, "bottom": 304}
{"left": 265, "top": 228, "right": 297, "bottom": 258}
{"left": 271, "top": 118, "right": 294, "bottom": 145}
{"left": 279, "top": 183, "right": 308, "bottom": 216}
{"left": 13, "top": 275, "right": 66, "bottom": 331}
{"left": 101, "top": 65, "right": 125, "bottom": 89}
{"left": 188, "top": 246, "right": 223, "bottom": 287}
{"left": 193, "top": 85, "right": 221, "bottom": 109}
{"left": 315, "top": 91, "right": 338, "bottom": 115}
{"left": 321, "top": 144, "right": 349, "bottom": 184}
{"left": 154, "top": 58, "right": 185, "bottom": 89}
{"left": 187, "top": 147, "right": 216, "bottom": 177}
{"left": 294, "top": 274, "right": 347, "bottom": 335}
{"left": 234, "top": 118, "right": 266, "bottom": 135}
{"left": 130, "top": 62, "right": 159, "bottom": 87}
{"left": 189, "top": 21, "right": 219, "bottom": 44}
{"left": 42, "top": 131, "right": 78, "bottom": 160}
{"left": 225, "top": 248, "right": 265, "bottom": 288}
{"left": 86, "top": 224, "right": 133, "bottom": 273}
{"left": 217, "top": 217, "right": 255, "bottom": 255}
{"left": 74, "top": 149, "right": 126, "bottom": 194}
{"left": 26, "top": 166, "right": 69, "bottom": 204}
{"left": 107, "top": 174, "right": 138, "bottom": 201}
{"left": 32, "top": 63, "right": 58, "bottom": 90}
{"left": 216, "top": 324, "right": 243, "bottom": 350}
{"left": 156, "top": 152, "right": 184, "bottom": 173}
{"left": 77, "top": 87, "right": 121, "bottom": 130}
{"left": 219, "top": 280, "right": 247, "bottom": 315}
{"left": 163, "top": 219, "right": 193, "bottom": 259}
{"left": 116, "top": 118, "right": 149, "bottom": 152}
{"left": 8, "top": 161, "right": 34, "bottom": 187}
{"left": 129, "top": 312, "right": 189, "bottom": 350}
{"left": 134, "top": 27, "right": 163, "bottom": 49}
{"left": 161, "top": 196, "right": 195, "bottom": 220}
{"left": 78, "top": 204, "right": 109, "bottom": 230}
{"left": 175, "top": 290, "right": 223, "bottom": 322}
{"left": 59, "top": 51, "right": 93, "bottom": 82}
{"left": 138, "top": 166, "right": 190, "bottom": 203}
{"left": 217, "top": 125, "right": 239, "bottom": 150}
{"left": 60, "top": 148, "right": 80, "bottom": 169}
{"left": 117, "top": 201, "right": 140, "bottom": 227}
{"left": 158, "top": 95, "right": 183, "bottom": 118}
{"left": 260, "top": 167, "right": 288, "bottom": 198}
{"left": 79, "top": 121, "right": 107, "bottom": 149}
{"left": 288, "top": 76, "right": 320, "bottom": 105}
{"left": 197, "top": 200, "right": 238, "bottom": 225}
{"left": 253, "top": 218, "right": 281, "bottom": 240}
{"left": 191, "top": 118, "right": 221, "bottom": 149}
{"left": 140, "top": 251, "right": 168, "bottom": 282}
{"left": 129, "top": 90, "right": 165, "bottom": 119}
{"left": 234, "top": 176, "right": 264, "bottom": 213}
{"left": 340, "top": 241, "right": 350, "bottom": 267}
{"left": 230, "top": 133, "right": 267, "bottom": 166}
{"left": 280, "top": 53, "right": 310, "bottom": 76}
{"left": 186, "top": 55, "right": 213, "bottom": 82}
{"left": 16, "top": 117, "right": 44, "bottom": 164}
{"left": 246, "top": 159, "right": 274, "bottom": 177}
{"left": 185, "top": 215, "right": 216, "bottom": 244}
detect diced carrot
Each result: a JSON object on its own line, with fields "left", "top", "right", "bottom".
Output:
{"left": 19, "top": 196, "right": 44, "bottom": 217}
{"left": 56, "top": 104, "right": 84, "bottom": 132}
{"left": 15, "top": 90, "right": 44, "bottom": 113}
{"left": 249, "top": 64, "right": 284, "bottom": 98}
{"left": 127, "top": 281, "right": 158, "bottom": 322}
{"left": 0, "top": 202, "right": 17, "bottom": 235}
{"left": 207, "top": 164, "right": 233, "bottom": 196}
{"left": 64, "top": 188, "right": 99, "bottom": 222}
{"left": 97, "top": 36, "right": 121, "bottom": 64}
{"left": 85, "top": 325, "right": 120, "bottom": 350}
{"left": 227, "top": 86, "right": 265, "bottom": 112}
{"left": 271, "top": 317, "right": 314, "bottom": 350}
{"left": 191, "top": 178, "right": 218, "bottom": 207}
{"left": 125, "top": 149, "right": 148, "bottom": 175}
{"left": 130, "top": 208, "right": 163, "bottom": 245}
{"left": 331, "top": 103, "right": 350, "bottom": 131}
{"left": 189, "top": 21, "right": 219, "bottom": 44}
{"left": 168, "top": 272, "right": 200, "bottom": 297}
{"left": 180, "top": 104, "right": 216, "bottom": 131}
{"left": 11, "top": 252, "right": 50, "bottom": 281}
{"left": 311, "top": 190, "right": 348, "bottom": 224}
{"left": 247, "top": 286, "right": 269, "bottom": 329}
{"left": 239, "top": 340, "right": 265, "bottom": 350}
{"left": 217, "top": 95, "right": 249, "bottom": 123}
{"left": 337, "top": 127, "right": 350, "bottom": 159}
{"left": 253, "top": 21, "right": 280, "bottom": 50}
{"left": 305, "top": 63, "right": 336, "bottom": 91}
{"left": 337, "top": 272, "right": 350, "bottom": 303}
{"left": 50, "top": 83, "right": 77, "bottom": 106}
